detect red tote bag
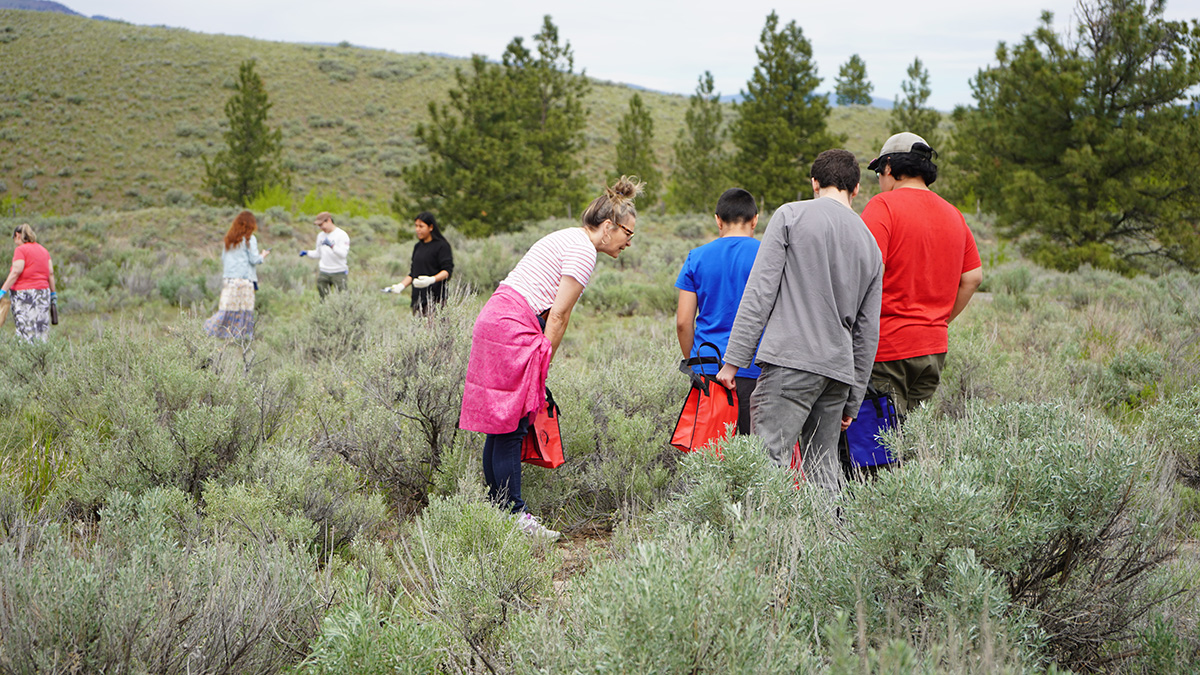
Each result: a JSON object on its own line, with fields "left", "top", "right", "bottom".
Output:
{"left": 522, "top": 388, "right": 565, "bottom": 468}
{"left": 670, "top": 342, "right": 739, "bottom": 453}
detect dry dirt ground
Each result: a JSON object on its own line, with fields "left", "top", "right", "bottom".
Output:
{"left": 552, "top": 525, "right": 615, "bottom": 594}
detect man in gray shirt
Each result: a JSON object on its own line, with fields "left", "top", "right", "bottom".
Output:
{"left": 716, "top": 149, "right": 882, "bottom": 496}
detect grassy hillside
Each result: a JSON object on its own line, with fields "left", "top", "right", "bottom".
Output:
{"left": 0, "top": 10, "right": 896, "bottom": 216}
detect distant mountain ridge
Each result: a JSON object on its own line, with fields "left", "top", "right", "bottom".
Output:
{"left": 0, "top": 0, "right": 80, "bottom": 15}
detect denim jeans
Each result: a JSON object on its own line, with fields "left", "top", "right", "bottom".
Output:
{"left": 482, "top": 417, "right": 532, "bottom": 513}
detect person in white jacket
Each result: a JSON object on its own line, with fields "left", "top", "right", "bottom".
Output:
{"left": 300, "top": 212, "right": 350, "bottom": 299}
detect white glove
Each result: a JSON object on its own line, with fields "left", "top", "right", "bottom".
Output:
{"left": 412, "top": 275, "right": 436, "bottom": 289}
{"left": 381, "top": 282, "right": 407, "bottom": 293}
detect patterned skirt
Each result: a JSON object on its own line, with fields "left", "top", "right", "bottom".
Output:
{"left": 203, "top": 278, "right": 255, "bottom": 339}
{"left": 11, "top": 288, "right": 51, "bottom": 342}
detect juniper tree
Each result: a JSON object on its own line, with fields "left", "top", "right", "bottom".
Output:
{"left": 203, "top": 60, "right": 288, "bottom": 206}
{"left": 666, "top": 72, "right": 727, "bottom": 214}
{"left": 614, "top": 93, "right": 661, "bottom": 208}
{"left": 730, "top": 12, "right": 841, "bottom": 210}
{"left": 398, "top": 16, "right": 589, "bottom": 237}
{"left": 889, "top": 57, "right": 941, "bottom": 148}
{"left": 952, "top": 0, "right": 1200, "bottom": 273}
{"left": 835, "top": 54, "right": 874, "bottom": 106}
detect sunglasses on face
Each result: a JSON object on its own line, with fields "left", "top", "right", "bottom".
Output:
{"left": 615, "top": 222, "right": 634, "bottom": 240}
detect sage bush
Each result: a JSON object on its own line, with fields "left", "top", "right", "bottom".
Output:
{"left": 0, "top": 489, "right": 322, "bottom": 674}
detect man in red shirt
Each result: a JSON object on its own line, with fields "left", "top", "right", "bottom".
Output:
{"left": 861, "top": 132, "right": 983, "bottom": 418}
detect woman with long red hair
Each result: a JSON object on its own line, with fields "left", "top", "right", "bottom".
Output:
{"left": 203, "top": 210, "right": 269, "bottom": 338}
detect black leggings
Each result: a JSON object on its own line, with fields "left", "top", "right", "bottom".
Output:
{"left": 482, "top": 417, "right": 531, "bottom": 513}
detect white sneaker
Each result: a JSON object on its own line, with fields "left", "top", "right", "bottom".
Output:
{"left": 514, "top": 512, "right": 561, "bottom": 540}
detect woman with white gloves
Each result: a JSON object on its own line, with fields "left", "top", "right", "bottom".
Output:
{"left": 383, "top": 211, "right": 454, "bottom": 315}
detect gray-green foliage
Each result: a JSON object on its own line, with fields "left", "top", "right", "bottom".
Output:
{"left": 857, "top": 402, "right": 1174, "bottom": 668}
{"left": 38, "top": 334, "right": 288, "bottom": 505}
{"left": 342, "top": 292, "right": 479, "bottom": 514}
{"left": 403, "top": 491, "right": 559, "bottom": 670}
{"left": 516, "top": 430, "right": 1052, "bottom": 672}
{"left": 299, "top": 571, "right": 447, "bottom": 675}
{"left": 631, "top": 400, "right": 1172, "bottom": 671}
{"left": 521, "top": 323, "right": 686, "bottom": 522}
{"left": 1141, "top": 386, "right": 1200, "bottom": 486}
{"left": 0, "top": 489, "right": 321, "bottom": 674}
{"left": 514, "top": 524, "right": 815, "bottom": 673}
{"left": 0, "top": 328, "right": 386, "bottom": 557}
{"left": 890, "top": 56, "right": 941, "bottom": 149}
{"left": 214, "top": 442, "right": 389, "bottom": 557}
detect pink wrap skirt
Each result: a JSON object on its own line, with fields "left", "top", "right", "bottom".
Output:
{"left": 459, "top": 284, "right": 552, "bottom": 434}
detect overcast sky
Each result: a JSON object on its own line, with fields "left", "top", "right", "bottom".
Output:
{"left": 65, "top": 0, "right": 1200, "bottom": 111}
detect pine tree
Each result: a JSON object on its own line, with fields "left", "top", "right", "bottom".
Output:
{"left": 835, "top": 54, "right": 874, "bottom": 106}
{"left": 730, "top": 12, "right": 841, "bottom": 211}
{"left": 203, "top": 60, "right": 288, "bottom": 206}
{"left": 952, "top": 0, "right": 1200, "bottom": 272}
{"left": 614, "top": 93, "right": 661, "bottom": 208}
{"left": 398, "top": 16, "right": 589, "bottom": 237}
{"left": 666, "top": 72, "right": 727, "bottom": 214}
{"left": 889, "top": 57, "right": 941, "bottom": 148}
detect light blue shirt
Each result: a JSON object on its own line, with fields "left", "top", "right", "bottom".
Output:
{"left": 222, "top": 234, "right": 265, "bottom": 282}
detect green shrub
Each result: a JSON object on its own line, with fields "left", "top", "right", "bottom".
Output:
{"left": 299, "top": 572, "right": 446, "bottom": 674}
{"left": 852, "top": 401, "right": 1176, "bottom": 670}
{"left": 402, "top": 490, "right": 558, "bottom": 670}
{"left": 296, "top": 188, "right": 383, "bottom": 219}
{"left": 247, "top": 183, "right": 294, "bottom": 212}
{"left": 297, "top": 289, "right": 374, "bottom": 362}
{"left": 0, "top": 489, "right": 321, "bottom": 674}
{"left": 217, "top": 441, "right": 389, "bottom": 557}
{"left": 157, "top": 271, "right": 208, "bottom": 306}
{"left": 1095, "top": 346, "right": 1167, "bottom": 412}
{"left": 32, "top": 334, "right": 292, "bottom": 507}
{"left": 344, "top": 295, "right": 477, "bottom": 514}
{"left": 1140, "top": 386, "right": 1200, "bottom": 486}
{"left": 1126, "top": 616, "right": 1200, "bottom": 675}
{"left": 513, "top": 524, "right": 813, "bottom": 674}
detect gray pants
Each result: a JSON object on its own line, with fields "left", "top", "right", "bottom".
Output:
{"left": 317, "top": 271, "right": 348, "bottom": 299}
{"left": 750, "top": 364, "right": 850, "bottom": 495}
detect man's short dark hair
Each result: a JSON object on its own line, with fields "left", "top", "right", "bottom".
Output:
{"left": 810, "top": 149, "right": 860, "bottom": 193}
{"left": 881, "top": 151, "right": 938, "bottom": 186}
{"left": 715, "top": 188, "right": 758, "bottom": 225}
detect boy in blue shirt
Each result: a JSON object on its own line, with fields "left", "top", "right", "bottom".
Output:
{"left": 675, "top": 188, "right": 761, "bottom": 434}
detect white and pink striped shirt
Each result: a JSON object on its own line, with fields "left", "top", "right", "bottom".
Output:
{"left": 500, "top": 227, "right": 597, "bottom": 314}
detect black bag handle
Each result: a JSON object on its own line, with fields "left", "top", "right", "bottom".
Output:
{"left": 677, "top": 342, "right": 734, "bottom": 407}
{"left": 544, "top": 387, "right": 559, "bottom": 417}
{"left": 683, "top": 341, "right": 725, "bottom": 376}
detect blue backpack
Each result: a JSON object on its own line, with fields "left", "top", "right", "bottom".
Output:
{"left": 845, "top": 385, "right": 899, "bottom": 466}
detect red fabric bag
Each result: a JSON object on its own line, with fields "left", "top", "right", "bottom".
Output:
{"left": 522, "top": 388, "right": 565, "bottom": 468}
{"left": 790, "top": 441, "right": 807, "bottom": 487}
{"left": 670, "top": 342, "right": 738, "bottom": 453}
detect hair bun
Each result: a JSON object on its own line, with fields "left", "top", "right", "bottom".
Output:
{"left": 607, "top": 175, "right": 646, "bottom": 202}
